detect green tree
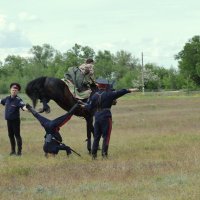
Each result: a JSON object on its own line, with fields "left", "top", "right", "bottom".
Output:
{"left": 30, "top": 44, "right": 56, "bottom": 68}
{"left": 63, "top": 44, "right": 95, "bottom": 66}
{"left": 113, "top": 50, "right": 139, "bottom": 80}
{"left": 29, "top": 44, "right": 63, "bottom": 78}
{"left": 175, "top": 35, "right": 200, "bottom": 85}
{"left": 4, "top": 55, "right": 28, "bottom": 77}
{"left": 61, "top": 44, "right": 95, "bottom": 76}
{"left": 143, "top": 64, "right": 160, "bottom": 90}
{"left": 162, "top": 68, "right": 178, "bottom": 89}
{"left": 114, "top": 50, "right": 139, "bottom": 69}
{"left": 95, "top": 50, "right": 115, "bottom": 79}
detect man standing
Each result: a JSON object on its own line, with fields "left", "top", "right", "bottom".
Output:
{"left": 0, "top": 83, "right": 27, "bottom": 156}
{"left": 81, "top": 79, "right": 138, "bottom": 159}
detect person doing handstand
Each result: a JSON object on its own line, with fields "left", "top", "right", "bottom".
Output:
{"left": 26, "top": 103, "right": 81, "bottom": 157}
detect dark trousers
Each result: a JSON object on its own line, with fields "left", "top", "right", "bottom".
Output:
{"left": 30, "top": 103, "right": 78, "bottom": 132}
{"left": 92, "top": 117, "right": 112, "bottom": 157}
{"left": 33, "top": 112, "right": 72, "bottom": 132}
{"left": 7, "top": 119, "right": 22, "bottom": 153}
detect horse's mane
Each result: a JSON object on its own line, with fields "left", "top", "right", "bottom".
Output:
{"left": 25, "top": 76, "right": 47, "bottom": 107}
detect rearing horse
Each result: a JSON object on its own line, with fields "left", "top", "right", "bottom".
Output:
{"left": 25, "top": 76, "right": 95, "bottom": 153}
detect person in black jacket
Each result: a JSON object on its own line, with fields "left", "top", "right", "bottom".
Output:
{"left": 82, "top": 79, "right": 138, "bottom": 159}
{"left": 0, "top": 83, "right": 27, "bottom": 156}
{"left": 26, "top": 103, "right": 80, "bottom": 157}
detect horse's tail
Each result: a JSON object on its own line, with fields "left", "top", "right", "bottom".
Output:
{"left": 25, "top": 76, "right": 47, "bottom": 108}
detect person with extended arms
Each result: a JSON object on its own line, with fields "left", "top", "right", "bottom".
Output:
{"left": 80, "top": 78, "right": 138, "bottom": 159}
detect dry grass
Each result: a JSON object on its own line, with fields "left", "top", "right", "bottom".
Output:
{"left": 1, "top": 93, "right": 200, "bottom": 199}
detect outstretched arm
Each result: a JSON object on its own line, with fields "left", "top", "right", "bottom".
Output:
{"left": 128, "top": 88, "right": 139, "bottom": 92}
{"left": 112, "top": 88, "right": 139, "bottom": 99}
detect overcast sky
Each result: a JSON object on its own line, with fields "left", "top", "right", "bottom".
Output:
{"left": 0, "top": 0, "right": 200, "bottom": 68}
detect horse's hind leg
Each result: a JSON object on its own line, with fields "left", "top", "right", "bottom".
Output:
{"left": 86, "top": 117, "right": 94, "bottom": 154}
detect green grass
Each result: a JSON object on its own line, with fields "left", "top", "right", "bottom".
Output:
{"left": 1, "top": 93, "right": 200, "bottom": 199}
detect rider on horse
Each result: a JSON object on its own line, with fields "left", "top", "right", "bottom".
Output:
{"left": 79, "top": 58, "right": 95, "bottom": 85}
{"left": 64, "top": 59, "right": 95, "bottom": 98}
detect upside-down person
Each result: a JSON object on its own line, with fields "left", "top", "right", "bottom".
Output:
{"left": 26, "top": 103, "right": 81, "bottom": 157}
{"left": 80, "top": 78, "right": 138, "bottom": 159}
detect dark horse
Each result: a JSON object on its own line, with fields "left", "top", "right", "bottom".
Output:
{"left": 25, "top": 76, "right": 95, "bottom": 153}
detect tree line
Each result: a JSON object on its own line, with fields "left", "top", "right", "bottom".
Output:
{"left": 0, "top": 35, "right": 200, "bottom": 93}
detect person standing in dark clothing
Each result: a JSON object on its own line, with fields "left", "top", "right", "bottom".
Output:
{"left": 81, "top": 79, "right": 138, "bottom": 159}
{"left": 26, "top": 103, "right": 80, "bottom": 157}
{"left": 0, "top": 83, "right": 27, "bottom": 156}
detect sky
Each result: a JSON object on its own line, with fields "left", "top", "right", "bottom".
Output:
{"left": 0, "top": 0, "right": 200, "bottom": 68}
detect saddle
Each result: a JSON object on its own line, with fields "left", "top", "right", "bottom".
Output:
{"left": 62, "top": 78, "right": 92, "bottom": 100}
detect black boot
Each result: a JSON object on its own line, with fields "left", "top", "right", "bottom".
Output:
{"left": 16, "top": 136, "right": 22, "bottom": 156}
{"left": 17, "top": 151, "right": 22, "bottom": 156}
{"left": 26, "top": 104, "right": 38, "bottom": 115}
{"left": 102, "top": 152, "right": 108, "bottom": 159}
{"left": 66, "top": 149, "right": 72, "bottom": 156}
{"left": 9, "top": 137, "right": 16, "bottom": 156}
{"left": 64, "top": 146, "right": 72, "bottom": 156}
{"left": 92, "top": 153, "right": 97, "bottom": 160}
{"left": 10, "top": 151, "right": 16, "bottom": 156}
{"left": 92, "top": 154, "right": 97, "bottom": 160}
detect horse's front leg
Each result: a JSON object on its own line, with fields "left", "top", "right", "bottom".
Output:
{"left": 86, "top": 116, "right": 94, "bottom": 154}
{"left": 38, "top": 98, "right": 51, "bottom": 113}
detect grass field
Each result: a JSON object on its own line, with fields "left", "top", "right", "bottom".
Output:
{"left": 1, "top": 93, "right": 200, "bottom": 200}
